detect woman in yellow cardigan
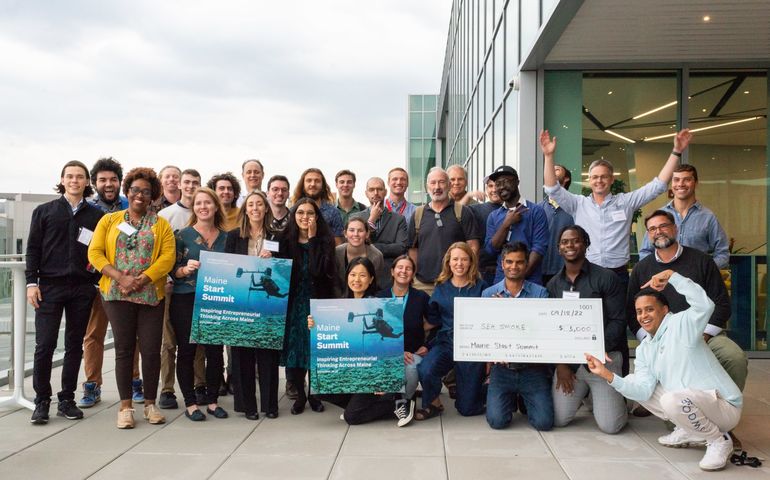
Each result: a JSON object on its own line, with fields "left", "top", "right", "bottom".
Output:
{"left": 88, "top": 167, "right": 176, "bottom": 429}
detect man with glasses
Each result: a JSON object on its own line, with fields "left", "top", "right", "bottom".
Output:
{"left": 540, "top": 129, "right": 693, "bottom": 292}
{"left": 266, "top": 175, "right": 291, "bottom": 232}
{"left": 627, "top": 210, "right": 747, "bottom": 445}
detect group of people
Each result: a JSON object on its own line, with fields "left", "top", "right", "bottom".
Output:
{"left": 24, "top": 127, "right": 748, "bottom": 471}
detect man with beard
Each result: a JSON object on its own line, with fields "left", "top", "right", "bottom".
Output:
{"left": 237, "top": 159, "right": 265, "bottom": 206}
{"left": 485, "top": 166, "right": 549, "bottom": 285}
{"left": 627, "top": 211, "right": 747, "bottom": 418}
{"left": 150, "top": 165, "right": 181, "bottom": 213}
{"left": 353, "top": 176, "right": 408, "bottom": 285}
{"left": 291, "top": 168, "right": 344, "bottom": 245}
{"left": 540, "top": 164, "right": 574, "bottom": 285}
{"left": 407, "top": 167, "right": 480, "bottom": 295}
{"left": 266, "top": 175, "right": 291, "bottom": 232}
{"left": 385, "top": 167, "right": 417, "bottom": 223}
{"left": 80, "top": 158, "right": 143, "bottom": 408}
{"left": 207, "top": 172, "right": 241, "bottom": 230}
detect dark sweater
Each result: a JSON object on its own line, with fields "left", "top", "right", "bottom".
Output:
{"left": 627, "top": 246, "right": 730, "bottom": 335}
{"left": 376, "top": 287, "right": 431, "bottom": 353}
{"left": 25, "top": 196, "right": 104, "bottom": 285}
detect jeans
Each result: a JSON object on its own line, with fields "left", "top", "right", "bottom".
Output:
{"left": 486, "top": 364, "right": 553, "bottom": 431}
{"left": 32, "top": 282, "right": 96, "bottom": 403}
{"left": 404, "top": 353, "right": 423, "bottom": 399}
{"left": 417, "top": 340, "right": 485, "bottom": 416}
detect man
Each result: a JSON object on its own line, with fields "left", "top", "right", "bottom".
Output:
{"left": 266, "top": 175, "right": 291, "bottom": 232}
{"left": 26, "top": 161, "right": 103, "bottom": 424}
{"left": 485, "top": 165, "right": 549, "bottom": 285}
{"left": 80, "top": 158, "right": 143, "bottom": 408}
{"left": 639, "top": 164, "right": 729, "bottom": 269}
{"left": 334, "top": 169, "right": 367, "bottom": 226}
{"left": 546, "top": 225, "right": 628, "bottom": 434}
{"left": 353, "top": 177, "right": 408, "bottom": 284}
{"left": 628, "top": 210, "right": 748, "bottom": 391}
{"left": 291, "top": 168, "right": 344, "bottom": 245}
{"left": 540, "top": 129, "right": 692, "bottom": 290}
{"left": 482, "top": 242, "right": 553, "bottom": 431}
{"left": 207, "top": 172, "right": 241, "bottom": 230}
{"left": 447, "top": 165, "right": 484, "bottom": 205}
{"left": 386, "top": 167, "right": 417, "bottom": 223}
{"left": 158, "top": 169, "right": 205, "bottom": 409}
{"left": 470, "top": 176, "right": 503, "bottom": 285}
{"left": 150, "top": 165, "right": 181, "bottom": 213}
{"left": 237, "top": 159, "right": 264, "bottom": 206}
{"left": 540, "top": 164, "right": 574, "bottom": 285}
{"left": 586, "top": 270, "right": 742, "bottom": 471}
{"left": 407, "top": 167, "right": 480, "bottom": 295}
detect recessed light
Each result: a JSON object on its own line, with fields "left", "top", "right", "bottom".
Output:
{"left": 744, "top": 90, "right": 750, "bottom": 94}
{"left": 607, "top": 91, "right": 613, "bottom": 95}
{"left": 702, "top": 108, "right": 707, "bottom": 112}
{"left": 703, "top": 15, "right": 711, "bottom": 22}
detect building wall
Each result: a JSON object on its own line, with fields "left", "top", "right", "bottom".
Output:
{"left": 406, "top": 95, "right": 438, "bottom": 204}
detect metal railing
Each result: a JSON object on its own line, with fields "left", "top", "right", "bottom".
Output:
{"left": 0, "top": 261, "right": 35, "bottom": 410}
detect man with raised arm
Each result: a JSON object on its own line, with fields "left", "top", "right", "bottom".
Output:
{"left": 586, "top": 270, "right": 742, "bottom": 471}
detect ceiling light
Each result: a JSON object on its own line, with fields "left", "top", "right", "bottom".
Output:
{"left": 703, "top": 15, "right": 710, "bottom": 22}
{"left": 632, "top": 100, "right": 678, "bottom": 120}
{"left": 607, "top": 91, "right": 613, "bottom": 95}
{"left": 744, "top": 90, "right": 750, "bottom": 94}
{"left": 604, "top": 129, "right": 636, "bottom": 143}
{"left": 643, "top": 116, "right": 763, "bottom": 141}
{"left": 702, "top": 108, "right": 707, "bottom": 112}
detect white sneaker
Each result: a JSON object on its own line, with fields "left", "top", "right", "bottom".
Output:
{"left": 658, "top": 427, "right": 707, "bottom": 448}
{"left": 699, "top": 434, "right": 733, "bottom": 471}
{"left": 394, "top": 399, "right": 414, "bottom": 427}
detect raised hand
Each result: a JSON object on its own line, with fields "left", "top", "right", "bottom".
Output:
{"left": 540, "top": 130, "right": 557, "bottom": 157}
{"left": 673, "top": 129, "right": 692, "bottom": 153}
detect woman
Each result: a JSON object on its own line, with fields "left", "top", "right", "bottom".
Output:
{"left": 309, "top": 257, "right": 413, "bottom": 426}
{"left": 376, "top": 255, "right": 432, "bottom": 409}
{"left": 224, "top": 190, "right": 281, "bottom": 420}
{"left": 88, "top": 167, "right": 176, "bottom": 429}
{"left": 279, "top": 197, "right": 336, "bottom": 415}
{"left": 333, "top": 217, "right": 386, "bottom": 296}
{"left": 171, "top": 187, "right": 228, "bottom": 421}
{"left": 415, "top": 241, "right": 487, "bottom": 420}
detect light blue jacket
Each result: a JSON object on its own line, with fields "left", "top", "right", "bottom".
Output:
{"left": 609, "top": 273, "right": 742, "bottom": 408}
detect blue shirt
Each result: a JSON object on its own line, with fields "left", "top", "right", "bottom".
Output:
{"left": 481, "top": 279, "right": 548, "bottom": 299}
{"left": 385, "top": 198, "right": 417, "bottom": 224}
{"left": 638, "top": 201, "right": 729, "bottom": 269}
{"left": 427, "top": 279, "right": 488, "bottom": 341}
{"left": 539, "top": 196, "right": 574, "bottom": 276}
{"left": 319, "top": 201, "right": 344, "bottom": 238}
{"left": 89, "top": 195, "right": 128, "bottom": 213}
{"left": 545, "top": 178, "right": 666, "bottom": 268}
{"left": 485, "top": 200, "right": 549, "bottom": 284}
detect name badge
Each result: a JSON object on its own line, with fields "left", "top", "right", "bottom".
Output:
{"left": 77, "top": 227, "right": 94, "bottom": 246}
{"left": 562, "top": 291, "right": 580, "bottom": 299}
{"left": 611, "top": 211, "right": 626, "bottom": 222}
{"left": 263, "top": 239, "right": 280, "bottom": 252}
{"left": 117, "top": 222, "right": 138, "bottom": 236}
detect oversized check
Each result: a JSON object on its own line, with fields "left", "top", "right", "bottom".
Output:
{"left": 453, "top": 298, "right": 605, "bottom": 363}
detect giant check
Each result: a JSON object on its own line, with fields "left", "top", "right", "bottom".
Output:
{"left": 454, "top": 298, "right": 605, "bottom": 363}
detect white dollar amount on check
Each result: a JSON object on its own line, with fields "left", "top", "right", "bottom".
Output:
{"left": 453, "top": 298, "right": 605, "bottom": 364}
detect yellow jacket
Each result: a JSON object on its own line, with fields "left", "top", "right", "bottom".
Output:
{"left": 88, "top": 210, "right": 176, "bottom": 299}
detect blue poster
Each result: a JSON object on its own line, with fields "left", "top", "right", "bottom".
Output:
{"left": 191, "top": 251, "right": 292, "bottom": 349}
{"left": 310, "top": 298, "right": 405, "bottom": 394}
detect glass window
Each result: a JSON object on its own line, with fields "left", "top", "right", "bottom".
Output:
{"left": 424, "top": 111, "right": 437, "bottom": 138}
{"left": 485, "top": 127, "right": 493, "bottom": 177}
{"left": 410, "top": 95, "right": 423, "bottom": 111}
{"left": 494, "top": 111, "right": 503, "bottom": 170}
{"left": 494, "top": 29, "right": 504, "bottom": 109}
{"left": 409, "top": 112, "right": 423, "bottom": 138}
{"left": 520, "top": 0, "right": 540, "bottom": 55}
{"left": 505, "top": 93, "right": 519, "bottom": 170}
{"left": 424, "top": 95, "right": 436, "bottom": 112}
{"left": 505, "top": 1, "right": 519, "bottom": 81}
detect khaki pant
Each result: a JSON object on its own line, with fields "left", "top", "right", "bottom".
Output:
{"left": 82, "top": 294, "right": 140, "bottom": 385}
{"left": 412, "top": 278, "right": 435, "bottom": 297}
{"left": 160, "top": 292, "right": 206, "bottom": 393}
{"left": 708, "top": 334, "right": 748, "bottom": 391}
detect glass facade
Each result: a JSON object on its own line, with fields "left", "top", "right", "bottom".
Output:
{"left": 407, "top": 94, "right": 438, "bottom": 204}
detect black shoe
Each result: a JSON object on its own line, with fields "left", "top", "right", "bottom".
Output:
{"left": 309, "top": 397, "right": 324, "bottom": 413}
{"left": 30, "top": 400, "right": 51, "bottom": 425}
{"left": 290, "top": 400, "right": 305, "bottom": 415}
{"left": 285, "top": 381, "right": 299, "bottom": 400}
{"left": 56, "top": 399, "right": 84, "bottom": 420}
{"left": 266, "top": 411, "right": 279, "bottom": 419}
{"left": 184, "top": 409, "right": 206, "bottom": 421}
{"left": 195, "top": 386, "right": 207, "bottom": 405}
{"left": 448, "top": 386, "right": 457, "bottom": 399}
{"left": 245, "top": 412, "right": 259, "bottom": 420}
{"left": 206, "top": 406, "right": 229, "bottom": 419}
{"left": 158, "top": 392, "right": 178, "bottom": 409}
{"left": 218, "top": 375, "right": 229, "bottom": 397}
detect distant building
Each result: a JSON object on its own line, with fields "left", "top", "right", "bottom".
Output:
{"left": 406, "top": 94, "right": 438, "bottom": 205}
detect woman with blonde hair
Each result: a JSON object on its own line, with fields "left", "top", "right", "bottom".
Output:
{"left": 414, "top": 241, "right": 487, "bottom": 421}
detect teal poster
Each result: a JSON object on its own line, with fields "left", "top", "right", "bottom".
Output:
{"left": 191, "top": 251, "right": 292, "bottom": 349}
{"left": 310, "top": 298, "right": 405, "bottom": 394}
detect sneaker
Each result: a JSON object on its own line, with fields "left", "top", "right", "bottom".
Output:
{"left": 117, "top": 408, "right": 135, "bottom": 429}
{"left": 158, "top": 392, "right": 178, "bottom": 409}
{"left": 699, "top": 434, "right": 733, "bottom": 471}
{"left": 195, "top": 386, "right": 207, "bottom": 405}
{"left": 394, "top": 398, "right": 415, "bottom": 427}
{"left": 57, "top": 399, "right": 84, "bottom": 420}
{"left": 30, "top": 400, "right": 50, "bottom": 425}
{"left": 658, "top": 426, "right": 707, "bottom": 448}
{"left": 132, "top": 378, "right": 145, "bottom": 404}
{"left": 143, "top": 404, "right": 166, "bottom": 424}
{"left": 78, "top": 382, "right": 101, "bottom": 408}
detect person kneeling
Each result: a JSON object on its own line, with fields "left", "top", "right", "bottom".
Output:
{"left": 585, "top": 270, "right": 742, "bottom": 471}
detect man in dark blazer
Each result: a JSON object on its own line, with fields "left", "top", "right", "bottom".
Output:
{"left": 353, "top": 176, "right": 408, "bottom": 287}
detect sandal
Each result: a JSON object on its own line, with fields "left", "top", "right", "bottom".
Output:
{"left": 414, "top": 404, "right": 442, "bottom": 421}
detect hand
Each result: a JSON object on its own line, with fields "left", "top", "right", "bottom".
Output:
{"left": 258, "top": 249, "right": 272, "bottom": 258}
{"left": 703, "top": 333, "right": 713, "bottom": 344}
{"left": 117, "top": 273, "right": 135, "bottom": 292}
{"left": 673, "top": 129, "right": 692, "bottom": 153}
{"left": 307, "top": 216, "right": 317, "bottom": 238}
{"left": 307, "top": 315, "right": 315, "bottom": 329}
{"left": 404, "top": 351, "right": 414, "bottom": 365}
{"left": 414, "top": 346, "right": 428, "bottom": 357}
{"left": 540, "top": 130, "right": 557, "bottom": 156}
{"left": 641, "top": 269, "right": 674, "bottom": 291}
{"left": 369, "top": 201, "right": 384, "bottom": 223}
{"left": 26, "top": 285, "right": 42, "bottom": 309}
{"left": 186, "top": 259, "right": 201, "bottom": 271}
{"left": 584, "top": 353, "right": 614, "bottom": 383}
{"left": 504, "top": 204, "right": 528, "bottom": 227}
{"left": 555, "top": 364, "right": 576, "bottom": 395}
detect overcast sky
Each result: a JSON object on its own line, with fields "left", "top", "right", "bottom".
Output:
{"left": 0, "top": 1, "right": 449, "bottom": 199}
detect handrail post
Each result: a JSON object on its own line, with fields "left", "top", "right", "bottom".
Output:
{"left": 0, "top": 263, "right": 35, "bottom": 410}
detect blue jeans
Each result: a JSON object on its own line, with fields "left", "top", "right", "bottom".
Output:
{"left": 486, "top": 364, "right": 554, "bottom": 431}
{"left": 417, "top": 340, "right": 485, "bottom": 416}
{"left": 404, "top": 353, "right": 422, "bottom": 400}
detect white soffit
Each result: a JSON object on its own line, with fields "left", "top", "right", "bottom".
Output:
{"left": 545, "top": 0, "right": 770, "bottom": 65}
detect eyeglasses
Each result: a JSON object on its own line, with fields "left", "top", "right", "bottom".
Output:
{"left": 646, "top": 223, "right": 673, "bottom": 233}
{"left": 129, "top": 186, "right": 152, "bottom": 197}
{"left": 434, "top": 212, "right": 443, "bottom": 228}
